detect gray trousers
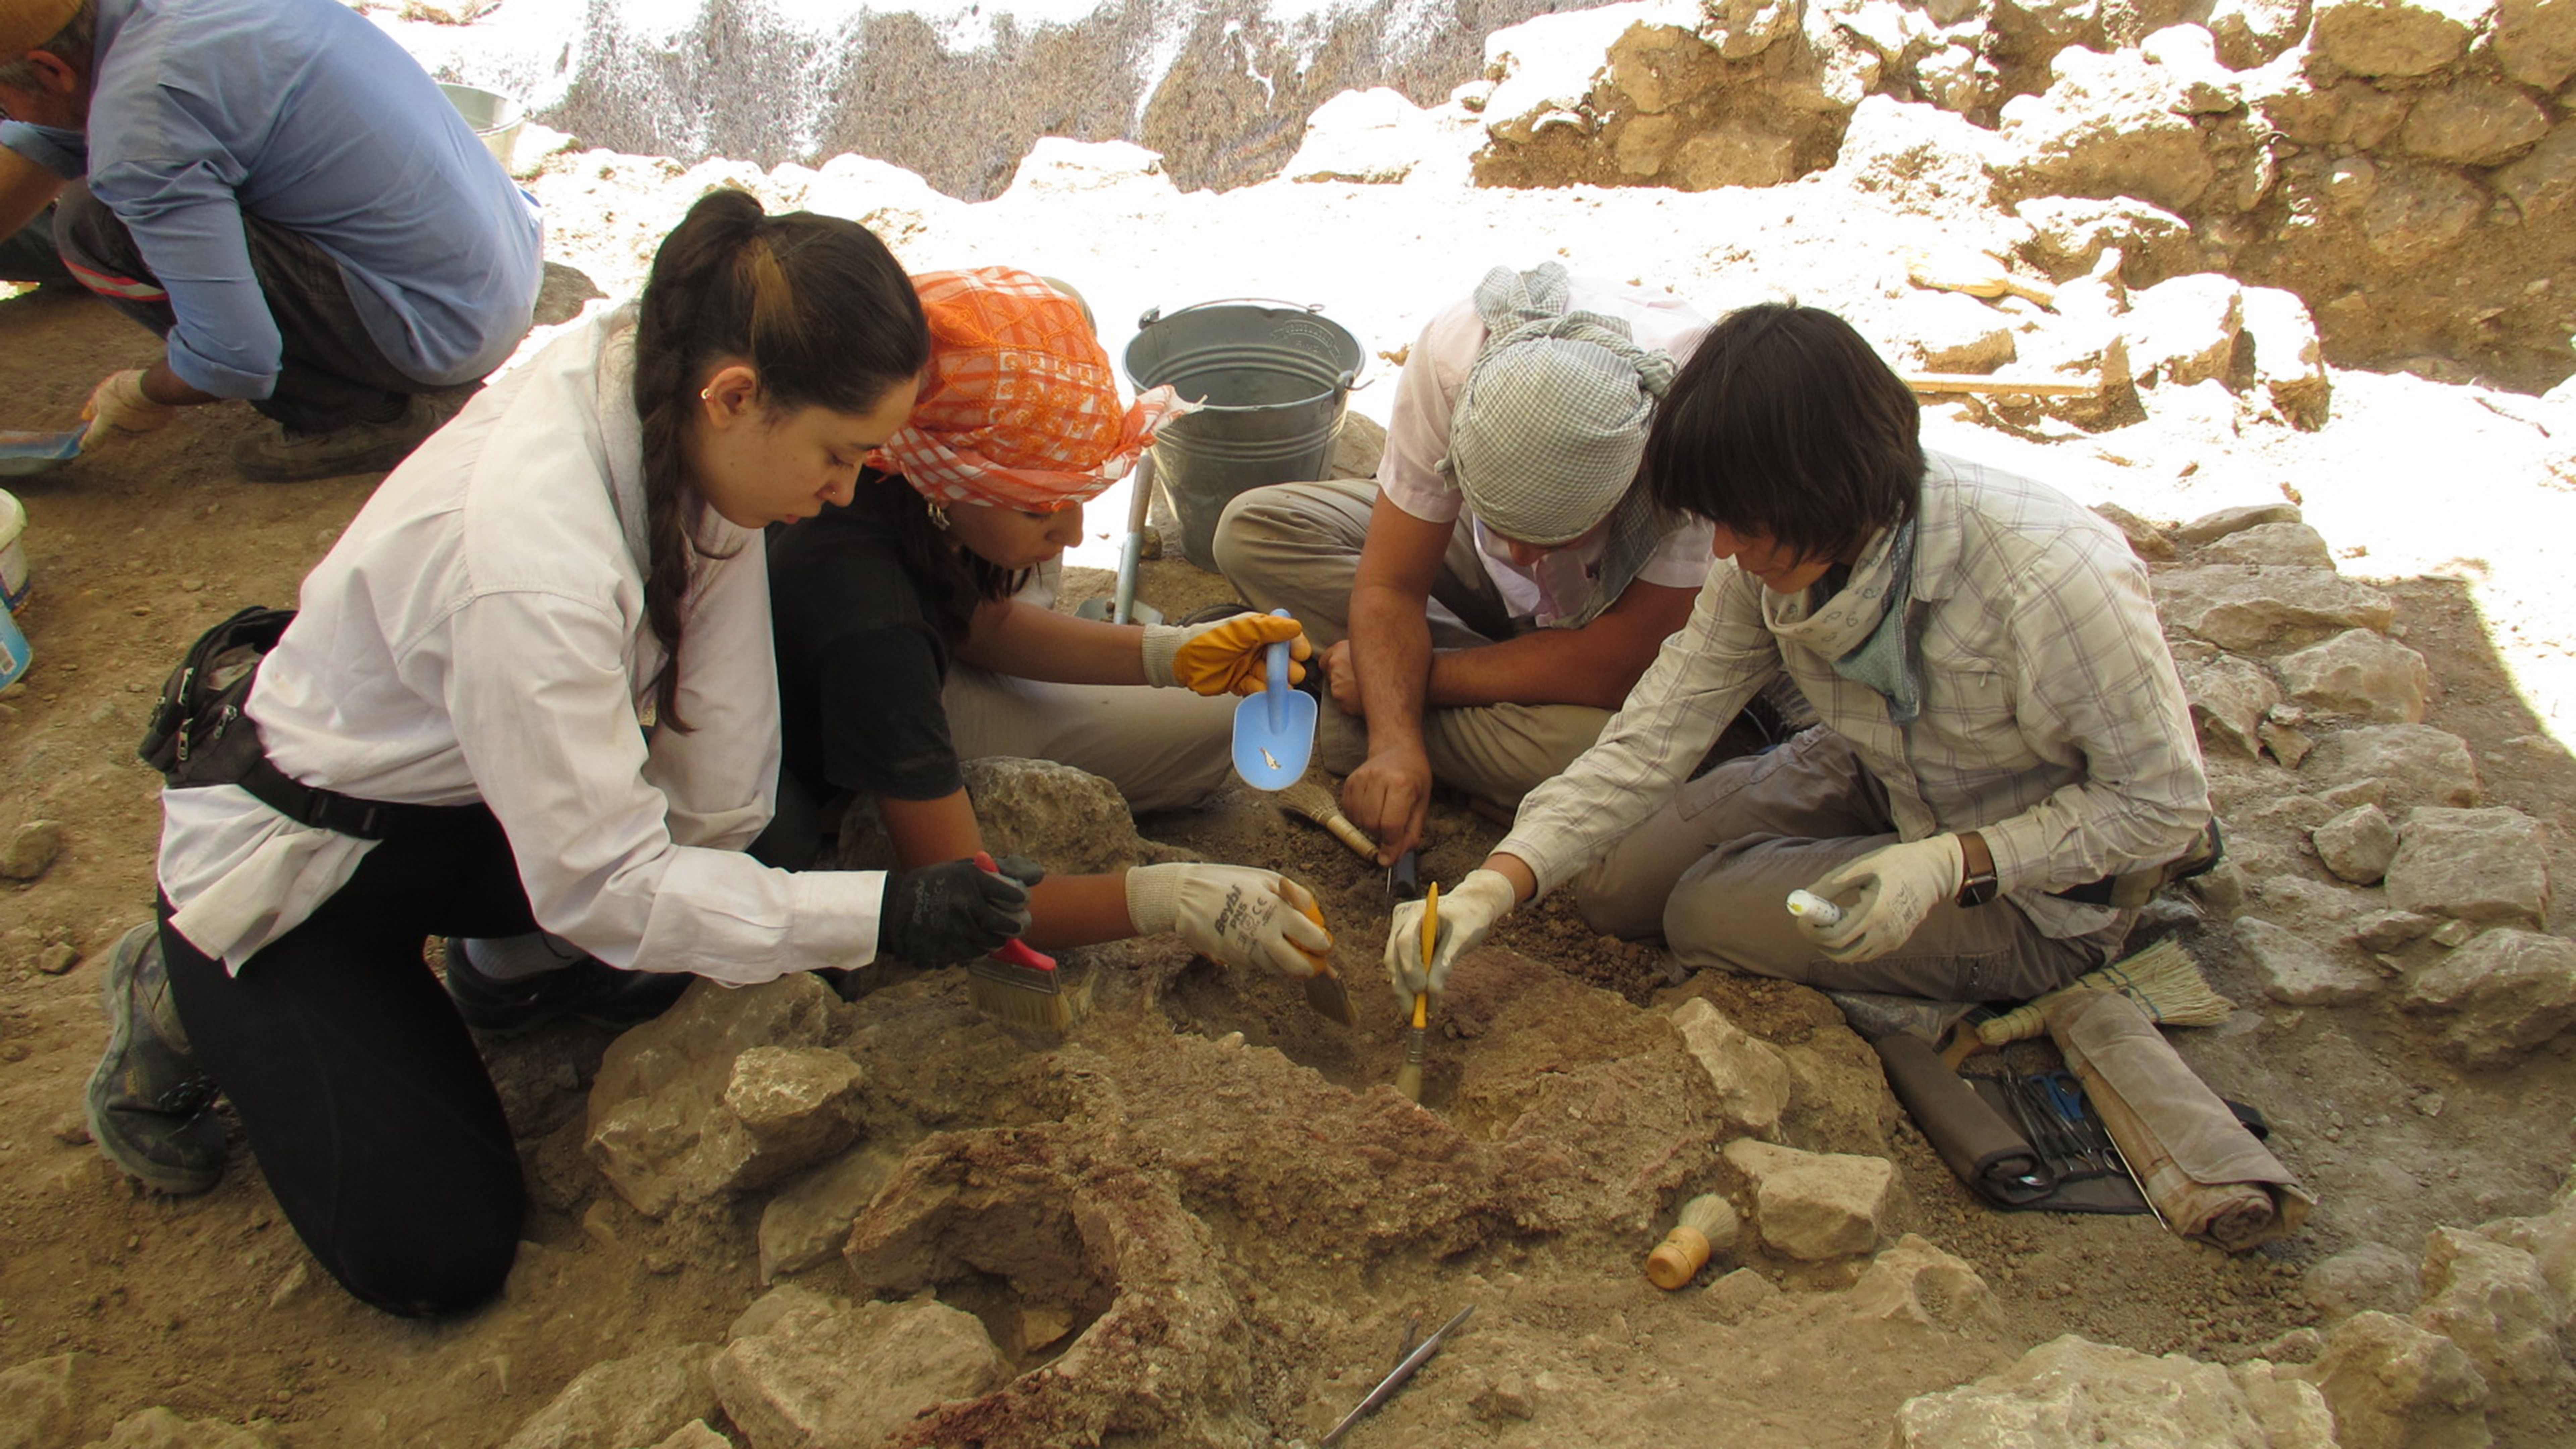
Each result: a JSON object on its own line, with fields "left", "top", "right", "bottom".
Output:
{"left": 50, "top": 184, "right": 440, "bottom": 434}
{"left": 1574, "top": 727, "right": 2129, "bottom": 1002}
{"left": 1211, "top": 478, "right": 1613, "bottom": 812}
{"left": 0, "top": 204, "right": 73, "bottom": 286}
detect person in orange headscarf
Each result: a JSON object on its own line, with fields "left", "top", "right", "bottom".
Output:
{"left": 763, "top": 267, "right": 1335, "bottom": 977}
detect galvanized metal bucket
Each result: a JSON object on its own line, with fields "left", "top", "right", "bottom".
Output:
{"left": 439, "top": 82, "right": 526, "bottom": 174}
{"left": 1123, "top": 300, "right": 1364, "bottom": 570}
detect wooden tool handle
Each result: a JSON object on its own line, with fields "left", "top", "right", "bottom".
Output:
{"left": 1645, "top": 1227, "right": 1712, "bottom": 1290}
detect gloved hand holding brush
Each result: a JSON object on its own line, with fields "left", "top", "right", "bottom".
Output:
{"left": 1127, "top": 863, "right": 1333, "bottom": 977}
{"left": 1382, "top": 867, "right": 1519, "bottom": 1011}
{"left": 1141, "top": 612, "right": 1311, "bottom": 696}
{"left": 880, "top": 855, "right": 1044, "bottom": 966}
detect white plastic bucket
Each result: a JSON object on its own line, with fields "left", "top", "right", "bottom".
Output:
{"left": 0, "top": 487, "right": 28, "bottom": 611}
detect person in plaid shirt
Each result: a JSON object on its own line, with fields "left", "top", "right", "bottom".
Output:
{"left": 1385, "top": 302, "right": 2212, "bottom": 1007}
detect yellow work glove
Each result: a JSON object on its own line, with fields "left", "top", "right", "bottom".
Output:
{"left": 80, "top": 369, "right": 181, "bottom": 452}
{"left": 1797, "top": 835, "right": 1965, "bottom": 964}
{"left": 1140, "top": 611, "right": 1311, "bottom": 696}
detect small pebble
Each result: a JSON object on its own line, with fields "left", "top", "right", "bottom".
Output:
{"left": 0, "top": 819, "right": 64, "bottom": 880}
{"left": 36, "top": 943, "right": 79, "bottom": 975}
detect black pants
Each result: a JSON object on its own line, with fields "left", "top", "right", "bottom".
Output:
{"left": 50, "top": 184, "right": 435, "bottom": 434}
{"left": 158, "top": 804, "right": 539, "bottom": 1318}
{"left": 0, "top": 203, "right": 73, "bottom": 286}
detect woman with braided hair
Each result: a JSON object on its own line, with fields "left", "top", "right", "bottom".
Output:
{"left": 764, "top": 266, "right": 1335, "bottom": 981}
{"left": 82, "top": 191, "right": 1036, "bottom": 1317}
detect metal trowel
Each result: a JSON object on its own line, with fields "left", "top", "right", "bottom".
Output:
{"left": 0, "top": 428, "right": 82, "bottom": 477}
{"left": 1229, "top": 607, "right": 1315, "bottom": 791}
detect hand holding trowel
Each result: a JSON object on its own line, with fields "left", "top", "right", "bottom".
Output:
{"left": 1230, "top": 607, "right": 1317, "bottom": 791}
{"left": 2, "top": 369, "right": 181, "bottom": 476}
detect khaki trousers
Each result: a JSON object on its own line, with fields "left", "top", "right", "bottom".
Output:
{"left": 1573, "top": 728, "right": 2130, "bottom": 1002}
{"left": 942, "top": 667, "right": 1238, "bottom": 814}
{"left": 1212, "top": 479, "right": 1612, "bottom": 812}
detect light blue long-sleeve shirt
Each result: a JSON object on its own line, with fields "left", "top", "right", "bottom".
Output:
{"left": 1, "top": 0, "right": 542, "bottom": 399}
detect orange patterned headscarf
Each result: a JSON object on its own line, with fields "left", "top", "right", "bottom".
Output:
{"left": 869, "top": 268, "right": 1197, "bottom": 512}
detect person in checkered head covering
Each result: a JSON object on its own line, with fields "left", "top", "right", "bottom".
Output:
{"left": 1447, "top": 263, "right": 1677, "bottom": 552}
{"left": 1209, "top": 263, "right": 1715, "bottom": 869}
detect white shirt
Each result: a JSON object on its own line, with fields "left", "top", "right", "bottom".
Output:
{"left": 1377, "top": 277, "right": 1716, "bottom": 625}
{"left": 1497, "top": 452, "right": 2212, "bottom": 941}
{"left": 159, "top": 305, "right": 886, "bottom": 981}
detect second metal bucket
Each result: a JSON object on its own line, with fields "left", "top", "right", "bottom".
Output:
{"left": 1124, "top": 300, "right": 1364, "bottom": 570}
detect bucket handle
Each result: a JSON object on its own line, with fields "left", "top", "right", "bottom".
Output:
{"left": 1135, "top": 299, "right": 1371, "bottom": 393}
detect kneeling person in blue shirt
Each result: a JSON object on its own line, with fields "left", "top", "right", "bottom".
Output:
{"left": 0, "top": 0, "right": 543, "bottom": 481}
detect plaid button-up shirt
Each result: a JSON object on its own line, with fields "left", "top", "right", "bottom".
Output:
{"left": 1497, "top": 451, "right": 2212, "bottom": 940}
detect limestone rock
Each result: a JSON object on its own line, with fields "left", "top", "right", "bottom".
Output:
{"left": 1892, "top": 290, "right": 2018, "bottom": 373}
{"left": 2313, "top": 804, "right": 2400, "bottom": 884}
{"left": 711, "top": 1294, "right": 1008, "bottom": 1449}
{"left": 2015, "top": 195, "right": 2198, "bottom": 281}
{"left": 2401, "top": 928, "right": 2576, "bottom": 1068}
{"left": 2178, "top": 502, "right": 2304, "bottom": 544}
{"left": 963, "top": 756, "right": 1185, "bottom": 873}
{"left": 2493, "top": 125, "right": 2576, "bottom": 220}
{"left": 644, "top": 1426, "right": 729, "bottom": 1449}
{"left": 2125, "top": 273, "right": 2244, "bottom": 386}
{"left": 2178, "top": 647, "right": 2282, "bottom": 756}
{"left": 1829, "top": 98, "right": 2001, "bottom": 211}
{"left": 2476, "top": 1175, "right": 2576, "bottom": 1303}
{"left": 0, "top": 819, "right": 62, "bottom": 880}
{"left": 722, "top": 1046, "right": 865, "bottom": 1162}
{"left": 2307, "top": 1241, "right": 2426, "bottom": 1324}
{"left": 502, "top": 1344, "right": 720, "bottom": 1449}
{"left": 1893, "top": 1333, "right": 2327, "bottom": 1445}
{"left": 77, "top": 1409, "right": 275, "bottom": 1449}
{"left": 2361, "top": 162, "right": 2486, "bottom": 265}
{"left": 0, "top": 1353, "right": 76, "bottom": 1449}
{"left": 2239, "top": 287, "right": 2332, "bottom": 428}
{"left": 2091, "top": 501, "right": 2178, "bottom": 560}
{"left": 2237, "top": 916, "right": 2383, "bottom": 1005}
{"left": 2414, "top": 1227, "right": 2576, "bottom": 1403}
{"left": 2351, "top": 909, "right": 2440, "bottom": 951}
{"left": 1671, "top": 998, "right": 1790, "bottom": 1136}
{"left": 2310, "top": 0, "right": 2485, "bottom": 77}
{"left": 2494, "top": 0, "right": 2576, "bottom": 89}
{"left": 2277, "top": 630, "right": 2431, "bottom": 722}
{"left": 2298, "top": 1310, "right": 2492, "bottom": 1449}
{"left": 586, "top": 975, "right": 843, "bottom": 1217}
{"left": 1286, "top": 88, "right": 1444, "bottom": 184}
{"left": 2209, "top": 0, "right": 2313, "bottom": 67}
{"left": 2154, "top": 565, "right": 2395, "bottom": 650}
{"left": 2398, "top": 80, "right": 2551, "bottom": 166}
{"left": 2248, "top": 873, "right": 2369, "bottom": 934}
{"left": 1670, "top": 125, "right": 1802, "bottom": 190}
{"left": 758, "top": 1147, "right": 904, "bottom": 1284}
{"left": 2205, "top": 522, "right": 2335, "bottom": 569}
{"left": 2301, "top": 724, "right": 2482, "bottom": 810}
{"left": 1994, "top": 43, "right": 2218, "bottom": 214}
{"left": 1723, "top": 1138, "right": 1892, "bottom": 1260}
{"left": 2261, "top": 716, "right": 2317, "bottom": 767}
{"left": 1845, "top": 1234, "right": 2004, "bottom": 1335}
{"left": 2384, "top": 808, "right": 2552, "bottom": 927}
{"left": 1704, "top": 1265, "right": 1780, "bottom": 1322}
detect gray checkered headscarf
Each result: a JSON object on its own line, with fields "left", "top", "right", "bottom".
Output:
{"left": 1445, "top": 264, "right": 1681, "bottom": 626}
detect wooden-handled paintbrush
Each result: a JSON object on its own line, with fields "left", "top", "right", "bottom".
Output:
{"left": 1394, "top": 882, "right": 1434, "bottom": 1101}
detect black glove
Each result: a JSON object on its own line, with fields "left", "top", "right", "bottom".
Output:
{"left": 878, "top": 855, "right": 1043, "bottom": 967}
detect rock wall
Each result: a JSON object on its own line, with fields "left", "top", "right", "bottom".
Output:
{"left": 398, "top": 0, "right": 1593, "bottom": 200}
{"left": 1467, "top": 0, "right": 2576, "bottom": 388}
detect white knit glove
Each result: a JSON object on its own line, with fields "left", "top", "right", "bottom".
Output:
{"left": 1798, "top": 835, "right": 1965, "bottom": 964}
{"left": 1139, "top": 611, "right": 1311, "bottom": 695}
{"left": 80, "top": 369, "right": 180, "bottom": 451}
{"left": 1382, "top": 867, "right": 1517, "bottom": 1013}
{"left": 1127, "top": 863, "right": 1332, "bottom": 978}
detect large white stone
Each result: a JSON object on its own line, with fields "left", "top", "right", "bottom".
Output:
{"left": 2313, "top": 803, "right": 2400, "bottom": 884}
{"left": 1671, "top": 998, "right": 1791, "bottom": 1136}
{"left": 2238, "top": 917, "right": 2384, "bottom": 1004}
{"left": 2154, "top": 566, "right": 2395, "bottom": 650}
{"left": 2301, "top": 724, "right": 2482, "bottom": 810}
{"left": 2402, "top": 928, "right": 2576, "bottom": 1068}
{"left": 1723, "top": 1138, "right": 1892, "bottom": 1260}
{"left": 2297, "top": 1310, "right": 2493, "bottom": 1448}
{"left": 2385, "top": 808, "right": 2552, "bottom": 927}
{"left": 1893, "top": 1334, "right": 2330, "bottom": 1445}
{"left": 712, "top": 1293, "right": 1009, "bottom": 1449}
{"left": 502, "top": 1344, "right": 720, "bottom": 1449}
{"left": 2310, "top": 0, "right": 2488, "bottom": 77}
{"left": 2276, "top": 629, "right": 2431, "bottom": 722}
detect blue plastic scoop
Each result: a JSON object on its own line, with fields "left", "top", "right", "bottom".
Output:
{"left": 0, "top": 428, "right": 82, "bottom": 477}
{"left": 1230, "top": 607, "right": 1315, "bottom": 792}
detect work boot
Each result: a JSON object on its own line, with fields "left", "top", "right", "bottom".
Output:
{"left": 440, "top": 935, "right": 692, "bottom": 1036}
{"left": 230, "top": 395, "right": 443, "bottom": 483}
{"left": 84, "top": 923, "right": 225, "bottom": 1195}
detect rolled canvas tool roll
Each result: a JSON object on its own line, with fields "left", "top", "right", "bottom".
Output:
{"left": 2045, "top": 990, "right": 2312, "bottom": 1251}
{"left": 1872, "top": 1032, "right": 2054, "bottom": 1207}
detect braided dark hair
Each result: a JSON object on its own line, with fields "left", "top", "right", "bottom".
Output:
{"left": 631, "top": 189, "right": 928, "bottom": 730}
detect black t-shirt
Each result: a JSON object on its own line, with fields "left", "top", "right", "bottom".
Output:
{"left": 766, "top": 503, "right": 962, "bottom": 804}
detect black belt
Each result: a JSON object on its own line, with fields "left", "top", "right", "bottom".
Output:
{"left": 238, "top": 754, "right": 480, "bottom": 842}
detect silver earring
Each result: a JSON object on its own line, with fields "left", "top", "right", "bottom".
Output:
{"left": 699, "top": 386, "right": 715, "bottom": 402}
{"left": 925, "top": 499, "right": 951, "bottom": 532}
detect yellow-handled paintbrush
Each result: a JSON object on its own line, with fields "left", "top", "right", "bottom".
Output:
{"left": 1394, "top": 882, "right": 1434, "bottom": 1101}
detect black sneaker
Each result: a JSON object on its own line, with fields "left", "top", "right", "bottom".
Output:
{"left": 231, "top": 395, "right": 444, "bottom": 483}
{"left": 84, "top": 924, "right": 225, "bottom": 1195}
{"left": 440, "top": 937, "right": 691, "bottom": 1036}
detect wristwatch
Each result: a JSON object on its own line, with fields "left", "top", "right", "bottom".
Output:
{"left": 1955, "top": 830, "right": 2000, "bottom": 907}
